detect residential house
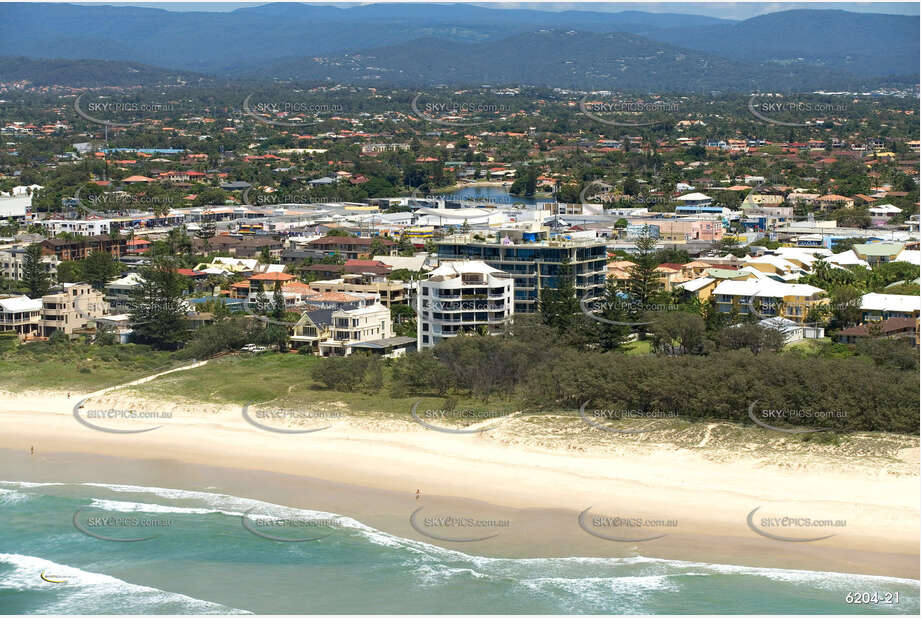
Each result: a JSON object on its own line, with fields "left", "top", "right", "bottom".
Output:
{"left": 245, "top": 272, "right": 295, "bottom": 310}
{"left": 654, "top": 260, "right": 712, "bottom": 290}
{"left": 837, "top": 317, "right": 919, "bottom": 347}
{"left": 125, "top": 237, "right": 151, "bottom": 255}
{"left": 194, "top": 256, "right": 260, "bottom": 276}
{"left": 607, "top": 260, "right": 635, "bottom": 281}
{"left": 105, "top": 272, "right": 145, "bottom": 313}
{"left": 191, "top": 235, "right": 283, "bottom": 259}
{"left": 94, "top": 314, "right": 133, "bottom": 343}
{"left": 0, "top": 295, "right": 42, "bottom": 339}
{"left": 786, "top": 192, "right": 820, "bottom": 206}
{"left": 303, "top": 236, "right": 395, "bottom": 261}
{"left": 757, "top": 317, "right": 806, "bottom": 344}
{"left": 852, "top": 243, "right": 908, "bottom": 266}
{"left": 816, "top": 194, "right": 854, "bottom": 211}
{"left": 291, "top": 302, "right": 395, "bottom": 357}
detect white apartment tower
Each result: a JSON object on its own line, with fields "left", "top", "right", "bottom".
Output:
{"left": 417, "top": 260, "right": 514, "bottom": 350}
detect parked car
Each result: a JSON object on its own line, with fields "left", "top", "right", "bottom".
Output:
{"left": 241, "top": 344, "right": 269, "bottom": 353}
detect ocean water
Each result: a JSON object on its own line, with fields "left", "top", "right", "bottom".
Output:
{"left": 0, "top": 481, "right": 917, "bottom": 615}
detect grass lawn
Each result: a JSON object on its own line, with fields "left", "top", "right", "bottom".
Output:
{"left": 0, "top": 342, "right": 177, "bottom": 392}
{"left": 623, "top": 340, "right": 652, "bottom": 355}
{"left": 128, "top": 352, "right": 521, "bottom": 418}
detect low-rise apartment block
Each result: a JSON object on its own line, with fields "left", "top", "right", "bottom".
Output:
{"left": 712, "top": 279, "right": 828, "bottom": 323}
{"left": 40, "top": 235, "right": 125, "bottom": 261}
{"left": 0, "top": 246, "right": 59, "bottom": 280}
{"left": 309, "top": 272, "right": 407, "bottom": 307}
{"left": 40, "top": 283, "right": 108, "bottom": 336}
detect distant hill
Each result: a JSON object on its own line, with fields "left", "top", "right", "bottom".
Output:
{"left": 252, "top": 30, "right": 887, "bottom": 92}
{"left": 0, "top": 3, "right": 915, "bottom": 90}
{"left": 231, "top": 3, "right": 731, "bottom": 29}
{"left": 0, "top": 2, "right": 730, "bottom": 73}
{"left": 643, "top": 9, "right": 919, "bottom": 77}
{"left": 0, "top": 56, "right": 207, "bottom": 87}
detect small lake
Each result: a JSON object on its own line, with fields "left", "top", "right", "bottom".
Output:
{"left": 441, "top": 184, "right": 554, "bottom": 206}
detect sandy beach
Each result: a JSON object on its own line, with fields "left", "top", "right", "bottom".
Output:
{"left": 1, "top": 388, "right": 918, "bottom": 580}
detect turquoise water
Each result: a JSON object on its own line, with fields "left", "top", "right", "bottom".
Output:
{"left": 1, "top": 481, "right": 918, "bottom": 614}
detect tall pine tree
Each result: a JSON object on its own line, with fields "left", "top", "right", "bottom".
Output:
{"left": 128, "top": 258, "right": 188, "bottom": 350}
{"left": 621, "top": 226, "right": 664, "bottom": 321}
{"left": 22, "top": 244, "right": 51, "bottom": 298}
{"left": 539, "top": 260, "right": 580, "bottom": 334}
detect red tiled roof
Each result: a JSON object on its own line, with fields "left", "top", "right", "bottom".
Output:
{"left": 838, "top": 318, "right": 917, "bottom": 337}
{"left": 345, "top": 259, "right": 389, "bottom": 268}
{"left": 249, "top": 272, "right": 294, "bottom": 281}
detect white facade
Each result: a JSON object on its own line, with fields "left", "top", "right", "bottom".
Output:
{"left": 0, "top": 246, "right": 59, "bottom": 281}
{"left": 105, "top": 273, "right": 144, "bottom": 312}
{"left": 40, "top": 218, "right": 117, "bottom": 236}
{"left": 0, "top": 195, "right": 31, "bottom": 219}
{"left": 318, "top": 302, "right": 394, "bottom": 356}
{"left": 0, "top": 295, "right": 42, "bottom": 337}
{"left": 417, "top": 260, "right": 513, "bottom": 350}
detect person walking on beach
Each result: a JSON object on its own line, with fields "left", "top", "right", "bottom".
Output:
{"left": 30, "top": 446, "right": 34, "bottom": 455}
{"left": 415, "top": 489, "right": 421, "bottom": 500}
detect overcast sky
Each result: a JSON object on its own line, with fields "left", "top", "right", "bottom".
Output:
{"left": 74, "top": 1, "right": 921, "bottom": 19}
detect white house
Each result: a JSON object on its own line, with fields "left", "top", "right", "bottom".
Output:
{"left": 105, "top": 273, "right": 145, "bottom": 312}
{"left": 867, "top": 204, "right": 901, "bottom": 217}
{"left": 0, "top": 295, "right": 42, "bottom": 338}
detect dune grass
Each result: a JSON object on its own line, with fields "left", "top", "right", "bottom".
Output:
{"left": 127, "top": 353, "right": 521, "bottom": 418}
{"left": 0, "top": 341, "right": 176, "bottom": 392}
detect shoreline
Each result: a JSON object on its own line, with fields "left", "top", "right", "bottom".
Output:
{"left": 1, "top": 389, "right": 918, "bottom": 580}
